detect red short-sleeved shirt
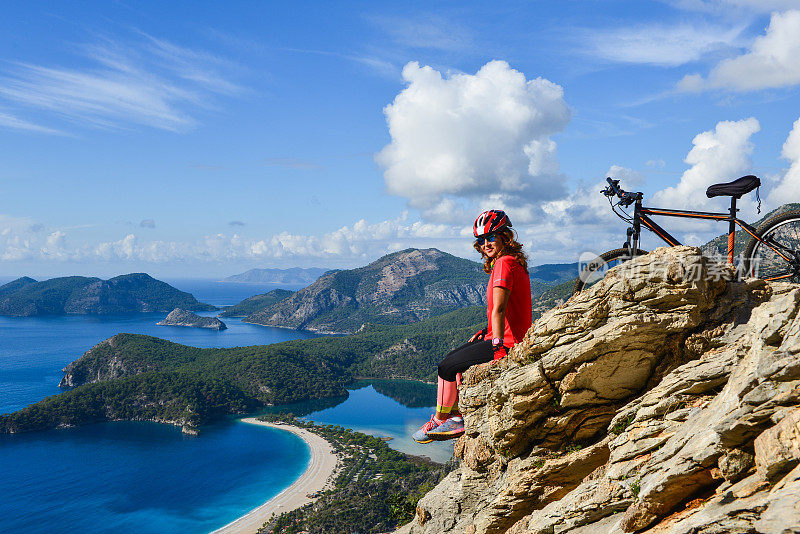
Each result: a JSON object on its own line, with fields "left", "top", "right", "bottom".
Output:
{"left": 486, "top": 255, "right": 532, "bottom": 346}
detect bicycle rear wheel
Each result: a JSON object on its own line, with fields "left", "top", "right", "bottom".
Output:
{"left": 742, "top": 210, "right": 800, "bottom": 282}
{"left": 573, "top": 248, "right": 648, "bottom": 294}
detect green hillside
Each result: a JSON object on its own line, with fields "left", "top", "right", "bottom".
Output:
{"left": 219, "top": 288, "right": 294, "bottom": 317}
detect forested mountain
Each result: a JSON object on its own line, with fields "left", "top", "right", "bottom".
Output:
{"left": 220, "top": 267, "right": 328, "bottom": 284}
{"left": 528, "top": 262, "right": 577, "bottom": 284}
{"left": 0, "top": 273, "right": 215, "bottom": 316}
{"left": 244, "top": 248, "right": 487, "bottom": 333}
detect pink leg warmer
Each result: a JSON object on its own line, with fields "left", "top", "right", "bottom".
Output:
{"left": 436, "top": 376, "right": 459, "bottom": 415}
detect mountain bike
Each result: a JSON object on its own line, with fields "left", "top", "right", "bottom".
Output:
{"left": 573, "top": 175, "right": 800, "bottom": 293}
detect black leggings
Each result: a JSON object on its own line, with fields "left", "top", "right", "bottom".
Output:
{"left": 437, "top": 340, "right": 495, "bottom": 381}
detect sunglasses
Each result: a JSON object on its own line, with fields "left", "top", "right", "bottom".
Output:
{"left": 475, "top": 233, "right": 497, "bottom": 246}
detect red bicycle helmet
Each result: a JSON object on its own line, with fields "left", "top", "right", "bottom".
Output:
{"left": 473, "top": 210, "right": 511, "bottom": 237}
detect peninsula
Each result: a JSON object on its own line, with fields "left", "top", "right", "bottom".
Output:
{"left": 211, "top": 418, "right": 339, "bottom": 534}
{"left": 2, "top": 306, "right": 487, "bottom": 434}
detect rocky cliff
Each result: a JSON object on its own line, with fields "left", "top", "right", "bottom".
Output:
{"left": 245, "top": 248, "right": 487, "bottom": 333}
{"left": 157, "top": 308, "right": 226, "bottom": 330}
{"left": 400, "top": 246, "right": 800, "bottom": 534}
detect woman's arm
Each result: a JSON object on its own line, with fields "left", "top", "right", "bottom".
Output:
{"left": 474, "top": 286, "right": 511, "bottom": 369}
{"left": 491, "top": 285, "right": 510, "bottom": 343}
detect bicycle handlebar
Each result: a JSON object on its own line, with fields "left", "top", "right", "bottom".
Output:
{"left": 602, "top": 177, "right": 642, "bottom": 207}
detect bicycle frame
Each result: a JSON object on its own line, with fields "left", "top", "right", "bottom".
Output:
{"left": 626, "top": 195, "right": 796, "bottom": 279}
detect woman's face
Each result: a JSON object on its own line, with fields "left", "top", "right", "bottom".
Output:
{"left": 481, "top": 233, "right": 503, "bottom": 259}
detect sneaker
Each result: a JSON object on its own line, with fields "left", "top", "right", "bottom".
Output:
{"left": 412, "top": 416, "right": 441, "bottom": 444}
{"left": 427, "top": 417, "right": 464, "bottom": 440}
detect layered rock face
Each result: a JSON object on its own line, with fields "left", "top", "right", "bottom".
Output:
{"left": 157, "top": 308, "right": 226, "bottom": 330}
{"left": 401, "top": 247, "right": 800, "bottom": 534}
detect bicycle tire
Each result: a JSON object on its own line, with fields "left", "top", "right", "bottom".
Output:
{"left": 573, "top": 248, "right": 648, "bottom": 294}
{"left": 742, "top": 210, "right": 800, "bottom": 282}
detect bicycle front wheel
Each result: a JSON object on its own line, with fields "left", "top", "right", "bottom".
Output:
{"left": 573, "top": 248, "right": 648, "bottom": 294}
{"left": 743, "top": 210, "right": 800, "bottom": 282}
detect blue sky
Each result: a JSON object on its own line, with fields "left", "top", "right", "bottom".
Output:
{"left": 1, "top": 0, "right": 800, "bottom": 278}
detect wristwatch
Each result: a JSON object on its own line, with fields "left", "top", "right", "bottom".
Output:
{"left": 491, "top": 337, "right": 504, "bottom": 347}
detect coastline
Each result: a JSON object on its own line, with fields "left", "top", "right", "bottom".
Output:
{"left": 210, "top": 418, "right": 339, "bottom": 534}
{"left": 238, "top": 318, "right": 344, "bottom": 335}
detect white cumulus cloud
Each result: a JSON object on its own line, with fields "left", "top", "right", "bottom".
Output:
{"left": 652, "top": 118, "right": 760, "bottom": 209}
{"left": 376, "top": 60, "right": 571, "bottom": 223}
{"left": 678, "top": 10, "right": 800, "bottom": 92}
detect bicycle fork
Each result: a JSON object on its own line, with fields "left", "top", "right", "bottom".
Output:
{"left": 623, "top": 201, "right": 643, "bottom": 256}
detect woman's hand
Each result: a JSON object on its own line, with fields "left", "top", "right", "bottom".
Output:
{"left": 470, "top": 328, "right": 488, "bottom": 342}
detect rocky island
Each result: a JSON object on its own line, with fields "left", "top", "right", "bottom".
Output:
{"left": 157, "top": 308, "right": 227, "bottom": 330}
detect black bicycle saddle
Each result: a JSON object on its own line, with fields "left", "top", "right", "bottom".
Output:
{"left": 706, "top": 175, "right": 761, "bottom": 199}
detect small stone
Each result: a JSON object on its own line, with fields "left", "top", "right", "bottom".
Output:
{"left": 718, "top": 449, "right": 755, "bottom": 482}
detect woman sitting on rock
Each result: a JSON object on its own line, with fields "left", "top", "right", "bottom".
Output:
{"left": 413, "top": 210, "right": 532, "bottom": 443}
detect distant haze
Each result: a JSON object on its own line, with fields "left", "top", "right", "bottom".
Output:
{"left": 221, "top": 267, "right": 329, "bottom": 285}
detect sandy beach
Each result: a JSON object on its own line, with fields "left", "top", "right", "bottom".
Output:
{"left": 210, "top": 418, "right": 339, "bottom": 534}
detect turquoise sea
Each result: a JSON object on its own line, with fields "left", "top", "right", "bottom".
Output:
{"left": 0, "top": 279, "right": 453, "bottom": 533}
